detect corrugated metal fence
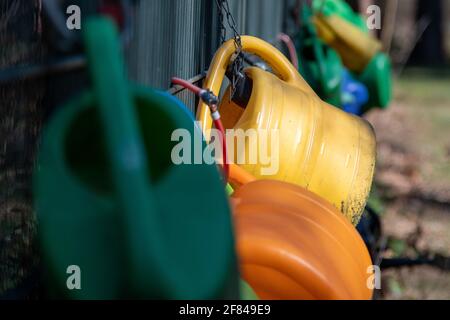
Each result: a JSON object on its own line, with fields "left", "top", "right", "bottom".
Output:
{"left": 126, "top": 0, "right": 288, "bottom": 112}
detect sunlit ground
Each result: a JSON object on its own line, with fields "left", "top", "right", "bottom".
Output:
{"left": 365, "top": 68, "right": 450, "bottom": 299}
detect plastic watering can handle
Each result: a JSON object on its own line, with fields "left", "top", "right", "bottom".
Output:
{"left": 82, "top": 18, "right": 164, "bottom": 293}
{"left": 197, "top": 36, "right": 315, "bottom": 137}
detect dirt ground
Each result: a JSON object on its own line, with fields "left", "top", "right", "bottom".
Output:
{"left": 365, "top": 69, "right": 450, "bottom": 300}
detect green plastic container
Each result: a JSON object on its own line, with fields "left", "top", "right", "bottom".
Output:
{"left": 35, "top": 17, "right": 239, "bottom": 299}
{"left": 357, "top": 52, "right": 392, "bottom": 111}
{"left": 300, "top": 2, "right": 392, "bottom": 111}
{"left": 297, "top": 5, "right": 343, "bottom": 107}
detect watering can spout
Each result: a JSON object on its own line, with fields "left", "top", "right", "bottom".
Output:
{"left": 82, "top": 17, "right": 167, "bottom": 295}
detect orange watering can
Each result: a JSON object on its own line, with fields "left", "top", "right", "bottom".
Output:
{"left": 228, "top": 167, "right": 373, "bottom": 300}
{"left": 198, "top": 36, "right": 376, "bottom": 225}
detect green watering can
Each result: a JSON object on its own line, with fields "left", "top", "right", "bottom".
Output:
{"left": 356, "top": 52, "right": 392, "bottom": 111}
{"left": 34, "top": 17, "right": 238, "bottom": 299}
{"left": 303, "top": 1, "right": 392, "bottom": 111}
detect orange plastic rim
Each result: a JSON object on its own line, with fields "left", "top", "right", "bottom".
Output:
{"left": 229, "top": 163, "right": 256, "bottom": 189}
{"left": 232, "top": 180, "right": 373, "bottom": 300}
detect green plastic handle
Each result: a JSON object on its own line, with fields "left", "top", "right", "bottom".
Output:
{"left": 82, "top": 17, "right": 164, "bottom": 294}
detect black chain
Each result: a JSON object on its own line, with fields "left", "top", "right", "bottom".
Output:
{"left": 217, "top": 0, "right": 227, "bottom": 44}
{"left": 216, "top": 0, "right": 244, "bottom": 100}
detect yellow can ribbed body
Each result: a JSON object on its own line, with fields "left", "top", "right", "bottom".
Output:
{"left": 198, "top": 36, "right": 376, "bottom": 224}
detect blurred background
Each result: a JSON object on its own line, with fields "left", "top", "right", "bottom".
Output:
{"left": 0, "top": 0, "right": 449, "bottom": 299}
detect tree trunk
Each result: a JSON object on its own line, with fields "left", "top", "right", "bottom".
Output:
{"left": 410, "top": 0, "right": 446, "bottom": 66}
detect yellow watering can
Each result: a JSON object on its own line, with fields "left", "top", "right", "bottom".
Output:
{"left": 197, "top": 36, "right": 376, "bottom": 225}
{"left": 312, "top": 13, "right": 382, "bottom": 73}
